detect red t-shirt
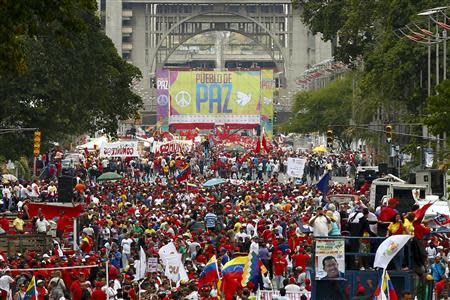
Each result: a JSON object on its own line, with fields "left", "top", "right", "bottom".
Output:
{"left": 273, "top": 257, "right": 287, "bottom": 276}
{"left": 70, "top": 280, "right": 82, "bottom": 300}
{"left": 292, "top": 253, "right": 310, "bottom": 270}
{"left": 91, "top": 288, "right": 107, "bottom": 300}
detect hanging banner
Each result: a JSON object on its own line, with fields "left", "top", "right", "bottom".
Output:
{"left": 99, "top": 141, "right": 139, "bottom": 158}
{"left": 152, "top": 140, "right": 193, "bottom": 155}
{"left": 169, "top": 70, "right": 261, "bottom": 125}
{"left": 156, "top": 69, "right": 170, "bottom": 132}
{"left": 260, "top": 69, "right": 274, "bottom": 139}
{"left": 315, "top": 239, "right": 345, "bottom": 280}
{"left": 286, "top": 158, "right": 307, "bottom": 178}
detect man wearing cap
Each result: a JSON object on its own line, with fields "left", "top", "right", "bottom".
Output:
{"left": 36, "top": 280, "right": 48, "bottom": 300}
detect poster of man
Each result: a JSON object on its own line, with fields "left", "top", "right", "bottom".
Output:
{"left": 315, "top": 239, "right": 345, "bottom": 280}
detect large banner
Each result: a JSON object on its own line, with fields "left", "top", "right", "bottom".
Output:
{"left": 169, "top": 70, "right": 261, "bottom": 125}
{"left": 260, "top": 69, "right": 274, "bottom": 139}
{"left": 315, "top": 239, "right": 345, "bottom": 280}
{"left": 100, "top": 141, "right": 139, "bottom": 158}
{"left": 152, "top": 140, "right": 193, "bottom": 155}
{"left": 286, "top": 158, "right": 307, "bottom": 178}
{"left": 156, "top": 69, "right": 170, "bottom": 131}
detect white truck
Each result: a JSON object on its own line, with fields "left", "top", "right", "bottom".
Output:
{"left": 369, "top": 174, "right": 428, "bottom": 214}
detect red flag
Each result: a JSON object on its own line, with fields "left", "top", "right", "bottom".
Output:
{"left": 262, "top": 134, "right": 272, "bottom": 153}
{"left": 253, "top": 138, "right": 261, "bottom": 154}
{"left": 414, "top": 201, "right": 433, "bottom": 223}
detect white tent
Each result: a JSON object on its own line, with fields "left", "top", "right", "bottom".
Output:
{"left": 76, "top": 136, "right": 108, "bottom": 151}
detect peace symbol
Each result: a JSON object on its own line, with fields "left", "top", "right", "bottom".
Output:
{"left": 175, "top": 91, "right": 191, "bottom": 107}
{"left": 157, "top": 95, "right": 168, "bottom": 106}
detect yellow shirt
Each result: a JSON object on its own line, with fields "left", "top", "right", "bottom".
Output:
{"left": 403, "top": 218, "right": 414, "bottom": 236}
{"left": 13, "top": 218, "right": 24, "bottom": 231}
{"left": 387, "top": 222, "right": 403, "bottom": 235}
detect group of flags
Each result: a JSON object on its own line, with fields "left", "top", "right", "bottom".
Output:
{"left": 198, "top": 243, "right": 267, "bottom": 300}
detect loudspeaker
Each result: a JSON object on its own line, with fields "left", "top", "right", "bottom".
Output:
{"left": 378, "top": 163, "right": 388, "bottom": 175}
{"left": 58, "top": 176, "right": 75, "bottom": 203}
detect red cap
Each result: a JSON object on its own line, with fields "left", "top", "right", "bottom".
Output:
{"left": 388, "top": 198, "right": 399, "bottom": 206}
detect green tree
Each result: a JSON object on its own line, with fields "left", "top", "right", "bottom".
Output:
{"left": 0, "top": 0, "right": 96, "bottom": 77}
{"left": 0, "top": 8, "right": 142, "bottom": 159}
{"left": 425, "top": 80, "right": 450, "bottom": 135}
{"left": 286, "top": 75, "right": 353, "bottom": 149}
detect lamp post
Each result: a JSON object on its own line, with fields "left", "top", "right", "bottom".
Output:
{"left": 394, "top": 6, "right": 449, "bottom": 163}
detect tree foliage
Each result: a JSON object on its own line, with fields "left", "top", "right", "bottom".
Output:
{"left": 293, "top": 0, "right": 447, "bottom": 153}
{"left": 0, "top": 0, "right": 96, "bottom": 77}
{"left": 0, "top": 5, "right": 142, "bottom": 159}
{"left": 425, "top": 80, "right": 450, "bottom": 135}
{"left": 286, "top": 76, "right": 353, "bottom": 149}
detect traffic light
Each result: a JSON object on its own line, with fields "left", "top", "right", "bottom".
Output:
{"left": 386, "top": 125, "right": 393, "bottom": 143}
{"left": 33, "top": 131, "right": 41, "bottom": 157}
{"left": 326, "top": 129, "right": 334, "bottom": 148}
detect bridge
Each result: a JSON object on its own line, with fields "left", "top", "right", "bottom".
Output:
{"left": 100, "top": 0, "right": 332, "bottom": 123}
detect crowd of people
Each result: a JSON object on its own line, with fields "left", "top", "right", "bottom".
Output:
{"left": 0, "top": 136, "right": 449, "bottom": 300}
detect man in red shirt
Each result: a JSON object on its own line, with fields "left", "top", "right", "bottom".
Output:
{"left": 70, "top": 273, "right": 84, "bottom": 300}
{"left": 272, "top": 250, "right": 287, "bottom": 290}
{"left": 291, "top": 248, "right": 310, "bottom": 270}
{"left": 91, "top": 282, "right": 107, "bottom": 300}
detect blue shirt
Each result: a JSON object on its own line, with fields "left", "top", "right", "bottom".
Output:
{"left": 431, "top": 262, "right": 445, "bottom": 281}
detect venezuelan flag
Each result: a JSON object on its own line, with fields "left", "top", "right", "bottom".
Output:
{"left": 198, "top": 255, "right": 220, "bottom": 286}
{"left": 176, "top": 164, "right": 191, "bottom": 182}
{"left": 218, "top": 256, "right": 248, "bottom": 300}
{"left": 186, "top": 182, "right": 200, "bottom": 193}
{"left": 373, "top": 270, "right": 398, "bottom": 300}
{"left": 23, "top": 276, "right": 37, "bottom": 300}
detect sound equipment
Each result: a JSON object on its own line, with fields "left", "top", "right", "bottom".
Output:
{"left": 378, "top": 163, "right": 388, "bottom": 175}
{"left": 57, "top": 175, "right": 75, "bottom": 203}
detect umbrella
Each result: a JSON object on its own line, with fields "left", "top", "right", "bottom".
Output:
{"left": 203, "top": 178, "right": 226, "bottom": 187}
{"left": 312, "top": 145, "right": 328, "bottom": 153}
{"left": 225, "top": 145, "right": 246, "bottom": 153}
{"left": 97, "top": 172, "right": 123, "bottom": 182}
{"left": 2, "top": 174, "right": 17, "bottom": 183}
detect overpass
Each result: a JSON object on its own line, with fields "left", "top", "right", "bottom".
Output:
{"left": 100, "top": 0, "right": 332, "bottom": 122}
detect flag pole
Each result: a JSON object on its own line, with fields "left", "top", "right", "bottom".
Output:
{"left": 33, "top": 276, "right": 38, "bottom": 300}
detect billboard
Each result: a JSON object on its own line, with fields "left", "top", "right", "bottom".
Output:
{"left": 169, "top": 70, "right": 261, "bottom": 124}
{"left": 156, "top": 69, "right": 274, "bottom": 137}
{"left": 260, "top": 69, "right": 274, "bottom": 139}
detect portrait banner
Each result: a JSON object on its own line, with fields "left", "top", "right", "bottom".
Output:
{"left": 315, "top": 239, "right": 345, "bottom": 280}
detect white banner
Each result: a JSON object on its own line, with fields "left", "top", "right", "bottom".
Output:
{"left": 163, "top": 253, "right": 189, "bottom": 283}
{"left": 315, "top": 239, "right": 345, "bottom": 280}
{"left": 287, "top": 158, "right": 307, "bottom": 178}
{"left": 152, "top": 140, "right": 193, "bottom": 155}
{"left": 373, "top": 235, "right": 410, "bottom": 269}
{"left": 100, "top": 141, "right": 139, "bottom": 158}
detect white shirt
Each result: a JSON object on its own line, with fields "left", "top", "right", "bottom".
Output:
{"left": 2, "top": 188, "right": 11, "bottom": 199}
{"left": 36, "top": 218, "right": 49, "bottom": 233}
{"left": 30, "top": 183, "right": 40, "bottom": 198}
{"left": 310, "top": 215, "right": 329, "bottom": 237}
{"left": 284, "top": 284, "right": 301, "bottom": 292}
{"left": 0, "top": 274, "right": 14, "bottom": 300}
{"left": 426, "top": 246, "right": 437, "bottom": 259}
{"left": 121, "top": 238, "right": 133, "bottom": 254}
